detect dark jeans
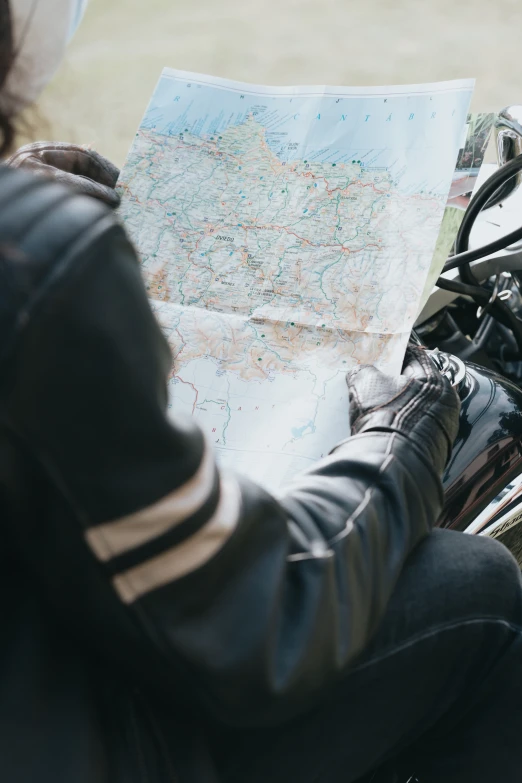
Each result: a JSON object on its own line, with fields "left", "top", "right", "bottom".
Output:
{"left": 210, "top": 530, "right": 522, "bottom": 783}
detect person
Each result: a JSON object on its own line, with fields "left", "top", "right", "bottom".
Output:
{"left": 1, "top": 2, "right": 521, "bottom": 782}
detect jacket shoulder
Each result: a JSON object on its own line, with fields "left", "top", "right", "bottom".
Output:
{"left": 0, "top": 165, "right": 117, "bottom": 263}
{"left": 0, "top": 166, "right": 127, "bottom": 363}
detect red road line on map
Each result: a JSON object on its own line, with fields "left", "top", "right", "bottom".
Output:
{"left": 234, "top": 222, "right": 382, "bottom": 253}
{"left": 173, "top": 376, "right": 199, "bottom": 414}
{"left": 297, "top": 170, "right": 387, "bottom": 196}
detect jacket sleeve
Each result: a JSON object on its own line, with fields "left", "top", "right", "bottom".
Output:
{"left": 0, "top": 170, "right": 444, "bottom": 726}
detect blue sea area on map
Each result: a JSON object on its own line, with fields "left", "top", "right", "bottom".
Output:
{"left": 139, "top": 71, "right": 472, "bottom": 195}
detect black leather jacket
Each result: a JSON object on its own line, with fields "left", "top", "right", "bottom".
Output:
{"left": 0, "top": 166, "right": 446, "bottom": 782}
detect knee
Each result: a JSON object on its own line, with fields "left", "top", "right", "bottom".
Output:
{"left": 431, "top": 529, "right": 522, "bottom": 625}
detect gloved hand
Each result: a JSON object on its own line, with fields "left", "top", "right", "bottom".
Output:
{"left": 6, "top": 142, "right": 121, "bottom": 207}
{"left": 346, "top": 344, "right": 460, "bottom": 474}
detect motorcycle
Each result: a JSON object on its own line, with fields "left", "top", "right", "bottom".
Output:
{"left": 360, "top": 106, "right": 522, "bottom": 783}
{"left": 418, "top": 105, "right": 522, "bottom": 570}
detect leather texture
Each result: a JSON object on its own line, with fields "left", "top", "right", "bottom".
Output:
{"left": 6, "top": 141, "right": 121, "bottom": 207}
{"left": 0, "top": 165, "right": 458, "bottom": 783}
{"left": 345, "top": 346, "right": 460, "bottom": 476}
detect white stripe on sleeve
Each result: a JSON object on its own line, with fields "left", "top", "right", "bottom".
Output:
{"left": 112, "top": 477, "right": 242, "bottom": 604}
{"left": 85, "top": 443, "right": 216, "bottom": 562}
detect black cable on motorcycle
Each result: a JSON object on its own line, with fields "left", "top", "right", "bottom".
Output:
{"left": 441, "top": 154, "right": 522, "bottom": 273}
{"left": 436, "top": 276, "right": 522, "bottom": 360}
{"left": 457, "top": 155, "right": 522, "bottom": 273}
{"left": 436, "top": 154, "right": 522, "bottom": 358}
{"left": 436, "top": 276, "right": 522, "bottom": 335}
{"left": 442, "top": 224, "right": 522, "bottom": 271}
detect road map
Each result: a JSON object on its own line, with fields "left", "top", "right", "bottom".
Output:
{"left": 118, "top": 69, "right": 474, "bottom": 490}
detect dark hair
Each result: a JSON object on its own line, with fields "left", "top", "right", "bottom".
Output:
{"left": 0, "top": 0, "right": 14, "bottom": 156}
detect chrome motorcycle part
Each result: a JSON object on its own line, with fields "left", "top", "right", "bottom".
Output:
{"left": 466, "top": 472, "right": 522, "bottom": 567}
{"left": 426, "top": 349, "right": 467, "bottom": 392}
{"left": 486, "top": 105, "right": 522, "bottom": 208}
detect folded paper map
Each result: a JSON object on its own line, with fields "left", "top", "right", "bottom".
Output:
{"left": 118, "top": 69, "right": 473, "bottom": 489}
{"left": 418, "top": 112, "right": 495, "bottom": 314}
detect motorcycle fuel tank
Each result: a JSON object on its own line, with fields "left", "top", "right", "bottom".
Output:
{"left": 439, "top": 358, "right": 522, "bottom": 563}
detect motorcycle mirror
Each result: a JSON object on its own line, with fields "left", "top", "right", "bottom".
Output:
{"left": 485, "top": 105, "right": 522, "bottom": 208}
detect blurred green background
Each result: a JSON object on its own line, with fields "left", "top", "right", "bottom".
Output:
{"left": 23, "top": 0, "right": 522, "bottom": 167}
